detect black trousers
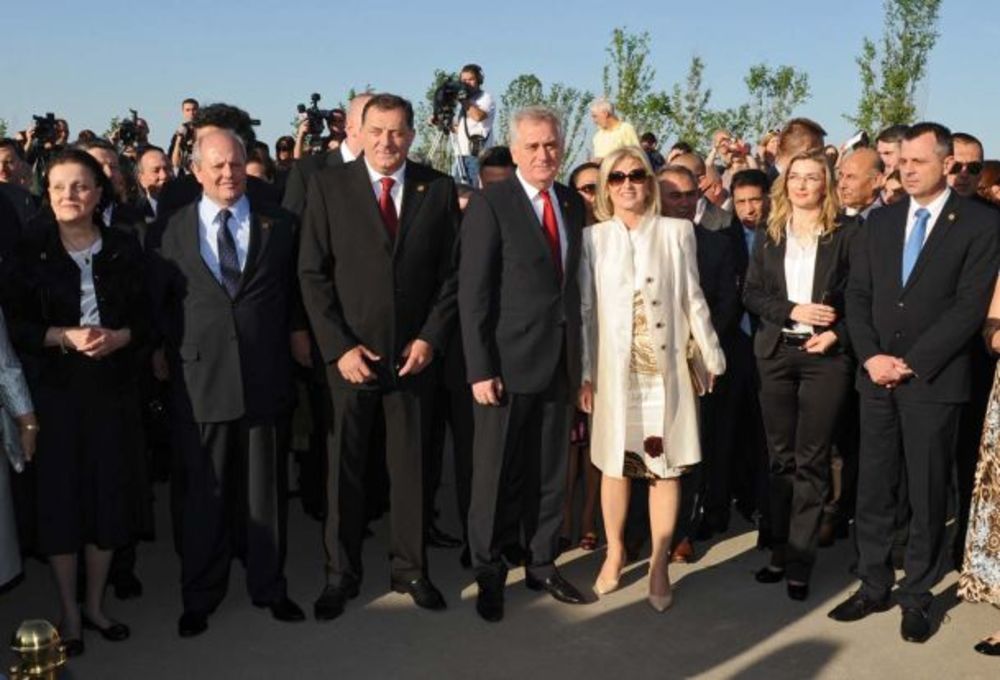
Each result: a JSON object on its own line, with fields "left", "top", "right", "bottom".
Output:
{"left": 856, "top": 394, "right": 961, "bottom": 610}
{"left": 324, "top": 386, "right": 425, "bottom": 584}
{"left": 424, "top": 384, "right": 475, "bottom": 537}
{"left": 178, "top": 418, "right": 287, "bottom": 614}
{"left": 725, "top": 332, "right": 769, "bottom": 527}
{"left": 468, "top": 368, "right": 572, "bottom": 581}
{"left": 757, "top": 345, "right": 853, "bottom": 582}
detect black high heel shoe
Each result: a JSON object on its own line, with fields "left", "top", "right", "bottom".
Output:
{"left": 754, "top": 566, "right": 785, "bottom": 584}
{"left": 786, "top": 581, "right": 809, "bottom": 601}
{"left": 974, "top": 638, "right": 1000, "bottom": 656}
{"left": 81, "top": 613, "right": 130, "bottom": 641}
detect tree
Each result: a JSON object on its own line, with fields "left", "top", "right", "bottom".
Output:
{"left": 0, "top": 119, "right": 7, "bottom": 138}
{"left": 497, "top": 74, "right": 594, "bottom": 175}
{"left": 664, "top": 56, "right": 714, "bottom": 153}
{"left": 601, "top": 27, "right": 671, "bottom": 140}
{"left": 742, "top": 64, "right": 811, "bottom": 140}
{"left": 411, "top": 69, "right": 457, "bottom": 173}
{"left": 846, "top": 0, "right": 942, "bottom": 136}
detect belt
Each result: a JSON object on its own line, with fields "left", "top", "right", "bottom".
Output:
{"left": 779, "top": 332, "right": 812, "bottom": 347}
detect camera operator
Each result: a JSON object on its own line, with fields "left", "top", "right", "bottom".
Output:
{"left": 22, "top": 116, "right": 70, "bottom": 193}
{"left": 451, "top": 64, "right": 495, "bottom": 186}
{"left": 168, "top": 97, "right": 200, "bottom": 173}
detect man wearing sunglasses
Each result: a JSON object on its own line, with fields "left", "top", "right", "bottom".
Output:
{"left": 948, "top": 133, "right": 984, "bottom": 199}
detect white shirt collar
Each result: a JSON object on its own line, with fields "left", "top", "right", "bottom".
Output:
{"left": 907, "top": 187, "right": 951, "bottom": 221}
{"left": 515, "top": 168, "right": 554, "bottom": 201}
{"left": 364, "top": 158, "right": 405, "bottom": 187}
{"left": 341, "top": 143, "right": 358, "bottom": 163}
{"left": 198, "top": 193, "right": 250, "bottom": 227}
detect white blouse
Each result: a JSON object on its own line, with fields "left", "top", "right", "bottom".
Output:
{"left": 783, "top": 226, "right": 818, "bottom": 334}
{"left": 67, "top": 238, "right": 103, "bottom": 327}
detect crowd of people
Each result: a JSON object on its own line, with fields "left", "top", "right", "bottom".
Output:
{"left": 2, "top": 73, "right": 1000, "bottom": 665}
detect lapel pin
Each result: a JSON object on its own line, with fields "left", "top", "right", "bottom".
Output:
{"left": 417, "top": 184, "right": 426, "bottom": 193}
{"left": 947, "top": 213, "right": 955, "bottom": 221}
{"left": 40, "top": 252, "right": 47, "bottom": 260}
{"left": 260, "top": 217, "right": 272, "bottom": 230}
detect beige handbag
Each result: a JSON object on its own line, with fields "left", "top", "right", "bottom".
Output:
{"left": 687, "top": 337, "right": 711, "bottom": 396}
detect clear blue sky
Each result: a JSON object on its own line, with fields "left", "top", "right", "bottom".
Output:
{"left": 3, "top": 0, "right": 997, "bottom": 156}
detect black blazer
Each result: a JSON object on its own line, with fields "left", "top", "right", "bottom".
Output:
{"left": 298, "top": 159, "right": 460, "bottom": 391}
{"left": 743, "top": 217, "right": 860, "bottom": 359}
{"left": 846, "top": 193, "right": 1000, "bottom": 402}
{"left": 694, "top": 224, "right": 740, "bottom": 341}
{"left": 458, "top": 174, "right": 585, "bottom": 393}
{"left": 151, "top": 198, "right": 299, "bottom": 422}
{"left": 2, "top": 219, "right": 147, "bottom": 388}
{"left": 282, "top": 148, "right": 345, "bottom": 219}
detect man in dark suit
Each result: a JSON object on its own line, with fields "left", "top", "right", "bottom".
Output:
{"left": 833, "top": 123, "right": 1000, "bottom": 643}
{"left": 459, "top": 105, "right": 587, "bottom": 622}
{"left": 152, "top": 129, "right": 306, "bottom": 638}
{"left": 299, "top": 93, "right": 459, "bottom": 620}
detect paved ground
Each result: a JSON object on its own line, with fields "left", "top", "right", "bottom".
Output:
{"left": 2, "top": 478, "right": 999, "bottom": 679}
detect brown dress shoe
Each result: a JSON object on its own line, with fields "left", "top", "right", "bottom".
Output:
{"left": 671, "top": 538, "right": 694, "bottom": 563}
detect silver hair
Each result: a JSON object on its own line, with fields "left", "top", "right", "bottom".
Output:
{"left": 191, "top": 128, "right": 246, "bottom": 168}
{"left": 509, "top": 105, "right": 564, "bottom": 147}
{"left": 658, "top": 164, "right": 698, "bottom": 185}
{"left": 590, "top": 97, "right": 614, "bottom": 116}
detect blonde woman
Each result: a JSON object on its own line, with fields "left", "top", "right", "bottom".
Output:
{"left": 578, "top": 146, "right": 725, "bottom": 611}
{"left": 743, "top": 149, "right": 859, "bottom": 601}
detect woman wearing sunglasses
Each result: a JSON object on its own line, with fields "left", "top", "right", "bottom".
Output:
{"left": 578, "top": 146, "right": 725, "bottom": 611}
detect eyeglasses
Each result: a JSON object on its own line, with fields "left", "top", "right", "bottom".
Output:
{"left": 950, "top": 161, "right": 983, "bottom": 175}
{"left": 607, "top": 169, "right": 648, "bottom": 186}
{"left": 575, "top": 183, "right": 597, "bottom": 196}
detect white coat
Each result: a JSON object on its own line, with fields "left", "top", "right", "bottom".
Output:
{"left": 580, "top": 215, "right": 726, "bottom": 477}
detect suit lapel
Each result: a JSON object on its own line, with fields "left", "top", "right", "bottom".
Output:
{"left": 902, "top": 193, "right": 957, "bottom": 293}
{"left": 236, "top": 212, "right": 272, "bottom": 296}
{"left": 554, "top": 182, "right": 579, "bottom": 290}
{"left": 183, "top": 203, "right": 228, "bottom": 295}
{"left": 769, "top": 235, "right": 789, "bottom": 302}
{"left": 395, "top": 164, "right": 428, "bottom": 257}
{"left": 349, "top": 160, "right": 393, "bottom": 251}
{"left": 811, "top": 231, "right": 837, "bottom": 301}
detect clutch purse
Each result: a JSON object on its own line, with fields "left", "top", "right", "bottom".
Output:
{"left": 686, "top": 337, "right": 711, "bottom": 397}
{"left": 1, "top": 408, "right": 25, "bottom": 473}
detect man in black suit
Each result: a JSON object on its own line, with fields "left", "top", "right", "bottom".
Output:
{"left": 459, "top": 105, "right": 587, "bottom": 622}
{"left": 152, "top": 129, "right": 306, "bottom": 638}
{"left": 133, "top": 145, "right": 173, "bottom": 223}
{"left": 833, "top": 123, "right": 1000, "bottom": 643}
{"left": 299, "top": 93, "right": 459, "bottom": 619}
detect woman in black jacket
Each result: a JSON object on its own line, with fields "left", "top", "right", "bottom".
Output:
{"left": 3, "top": 149, "right": 146, "bottom": 657}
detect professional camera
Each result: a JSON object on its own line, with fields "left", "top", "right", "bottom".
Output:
{"left": 31, "top": 113, "right": 59, "bottom": 145}
{"left": 430, "top": 80, "right": 474, "bottom": 134}
{"left": 296, "top": 93, "right": 330, "bottom": 150}
{"left": 115, "top": 109, "right": 142, "bottom": 148}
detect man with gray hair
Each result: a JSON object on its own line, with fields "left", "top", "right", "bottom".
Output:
{"left": 838, "top": 148, "right": 886, "bottom": 220}
{"left": 590, "top": 97, "right": 639, "bottom": 160}
{"left": 460, "top": 105, "right": 588, "bottom": 621}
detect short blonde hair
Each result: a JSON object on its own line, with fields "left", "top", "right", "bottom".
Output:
{"left": 594, "top": 145, "right": 661, "bottom": 222}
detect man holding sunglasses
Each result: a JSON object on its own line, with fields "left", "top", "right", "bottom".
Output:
{"left": 948, "top": 133, "right": 985, "bottom": 199}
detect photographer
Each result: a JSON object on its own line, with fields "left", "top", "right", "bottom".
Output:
{"left": 22, "top": 116, "right": 70, "bottom": 193}
{"left": 168, "top": 97, "right": 200, "bottom": 174}
{"left": 451, "top": 64, "right": 495, "bottom": 186}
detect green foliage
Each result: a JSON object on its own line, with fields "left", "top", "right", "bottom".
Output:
{"left": 742, "top": 64, "right": 811, "bottom": 140}
{"left": 664, "top": 56, "right": 714, "bottom": 154}
{"left": 846, "top": 0, "right": 942, "bottom": 136}
{"left": 0, "top": 119, "right": 7, "bottom": 138}
{"left": 104, "top": 116, "right": 122, "bottom": 139}
{"left": 412, "top": 69, "right": 457, "bottom": 173}
{"left": 601, "top": 27, "right": 672, "bottom": 140}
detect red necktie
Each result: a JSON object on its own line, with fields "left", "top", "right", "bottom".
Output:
{"left": 378, "top": 176, "right": 398, "bottom": 240}
{"left": 539, "top": 188, "right": 563, "bottom": 282}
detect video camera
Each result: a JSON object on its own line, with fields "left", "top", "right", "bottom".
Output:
{"left": 115, "top": 109, "right": 142, "bottom": 148}
{"left": 296, "top": 93, "right": 330, "bottom": 151}
{"left": 31, "top": 113, "right": 59, "bottom": 146}
{"left": 430, "top": 80, "right": 475, "bottom": 134}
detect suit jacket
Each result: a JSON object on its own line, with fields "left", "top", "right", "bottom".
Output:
{"left": 846, "top": 193, "right": 1000, "bottom": 402}
{"left": 282, "top": 148, "right": 344, "bottom": 219}
{"left": 458, "top": 174, "right": 585, "bottom": 394}
{"left": 298, "top": 159, "right": 460, "bottom": 391}
{"left": 152, "top": 198, "right": 299, "bottom": 422}
{"left": 0, "top": 184, "right": 37, "bottom": 256}
{"left": 694, "top": 224, "right": 740, "bottom": 341}
{"left": 744, "top": 217, "right": 860, "bottom": 359}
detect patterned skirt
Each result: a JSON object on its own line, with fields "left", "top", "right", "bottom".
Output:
{"left": 622, "top": 371, "right": 684, "bottom": 480}
{"left": 958, "top": 364, "right": 1000, "bottom": 605}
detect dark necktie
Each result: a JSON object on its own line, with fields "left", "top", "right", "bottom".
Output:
{"left": 217, "top": 208, "right": 241, "bottom": 298}
{"left": 539, "top": 188, "right": 563, "bottom": 282}
{"left": 379, "top": 177, "right": 398, "bottom": 240}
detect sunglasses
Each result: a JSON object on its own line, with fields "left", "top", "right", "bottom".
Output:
{"left": 575, "top": 183, "right": 597, "bottom": 195}
{"left": 607, "top": 169, "right": 648, "bottom": 186}
{"left": 950, "top": 161, "right": 983, "bottom": 175}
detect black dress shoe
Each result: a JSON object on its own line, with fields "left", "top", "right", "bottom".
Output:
{"left": 178, "top": 611, "right": 208, "bottom": 638}
{"left": 828, "top": 590, "right": 893, "bottom": 622}
{"left": 63, "top": 638, "right": 85, "bottom": 657}
{"left": 390, "top": 576, "right": 447, "bottom": 610}
{"left": 525, "top": 571, "right": 587, "bottom": 604}
{"left": 81, "top": 613, "right": 130, "bottom": 641}
{"left": 974, "top": 639, "right": 1000, "bottom": 656}
{"left": 501, "top": 543, "right": 526, "bottom": 566}
{"left": 475, "top": 575, "right": 505, "bottom": 623}
{"left": 900, "top": 607, "right": 932, "bottom": 643}
{"left": 426, "top": 524, "right": 463, "bottom": 549}
{"left": 112, "top": 572, "right": 143, "bottom": 600}
{"left": 786, "top": 581, "right": 809, "bottom": 601}
{"left": 254, "top": 597, "right": 305, "bottom": 622}
{"left": 754, "top": 566, "right": 785, "bottom": 584}
{"left": 314, "top": 577, "right": 360, "bottom": 621}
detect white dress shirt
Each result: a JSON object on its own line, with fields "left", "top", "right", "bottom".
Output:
{"left": 905, "top": 187, "right": 952, "bottom": 244}
{"left": 515, "top": 169, "right": 568, "bottom": 270}
{"left": 783, "top": 224, "right": 820, "bottom": 334}
{"left": 364, "top": 159, "right": 405, "bottom": 217}
{"left": 198, "top": 194, "right": 251, "bottom": 283}
{"left": 340, "top": 142, "right": 358, "bottom": 163}
{"left": 67, "top": 238, "right": 103, "bottom": 326}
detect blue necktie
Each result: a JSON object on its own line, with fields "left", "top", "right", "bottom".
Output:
{"left": 902, "top": 208, "right": 930, "bottom": 286}
{"left": 217, "top": 209, "right": 241, "bottom": 298}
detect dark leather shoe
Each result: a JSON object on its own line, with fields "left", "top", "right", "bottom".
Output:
{"left": 974, "top": 639, "right": 1000, "bottom": 656}
{"left": 254, "top": 597, "right": 305, "bottom": 622}
{"left": 525, "top": 571, "right": 587, "bottom": 604}
{"left": 501, "top": 543, "right": 526, "bottom": 566}
{"left": 786, "top": 581, "right": 809, "bottom": 601}
{"left": 475, "top": 575, "right": 505, "bottom": 622}
{"left": 900, "top": 607, "right": 932, "bottom": 643}
{"left": 314, "top": 577, "right": 360, "bottom": 621}
{"left": 670, "top": 538, "right": 695, "bottom": 564}
{"left": 755, "top": 566, "right": 785, "bottom": 583}
{"left": 817, "top": 521, "right": 836, "bottom": 548}
{"left": 390, "top": 576, "right": 446, "bottom": 611}
{"left": 111, "top": 572, "right": 143, "bottom": 600}
{"left": 426, "top": 524, "right": 463, "bottom": 549}
{"left": 63, "top": 638, "right": 85, "bottom": 657}
{"left": 828, "top": 590, "right": 892, "bottom": 622}
{"left": 178, "top": 611, "right": 208, "bottom": 638}
{"left": 82, "top": 613, "right": 130, "bottom": 641}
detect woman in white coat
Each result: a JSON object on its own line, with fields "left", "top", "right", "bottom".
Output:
{"left": 578, "top": 146, "right": 725, "bottom": 610}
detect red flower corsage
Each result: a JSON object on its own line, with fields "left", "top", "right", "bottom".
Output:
{"left": 643, "top": 436, "right": 664, "bottom": 458}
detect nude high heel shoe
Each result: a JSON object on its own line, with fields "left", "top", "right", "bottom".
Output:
{"left": 648, "top": 567, "right": 673, "bottom": 612}
{"left": 594, "top": 574, "right": 620, "bottom": 595}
